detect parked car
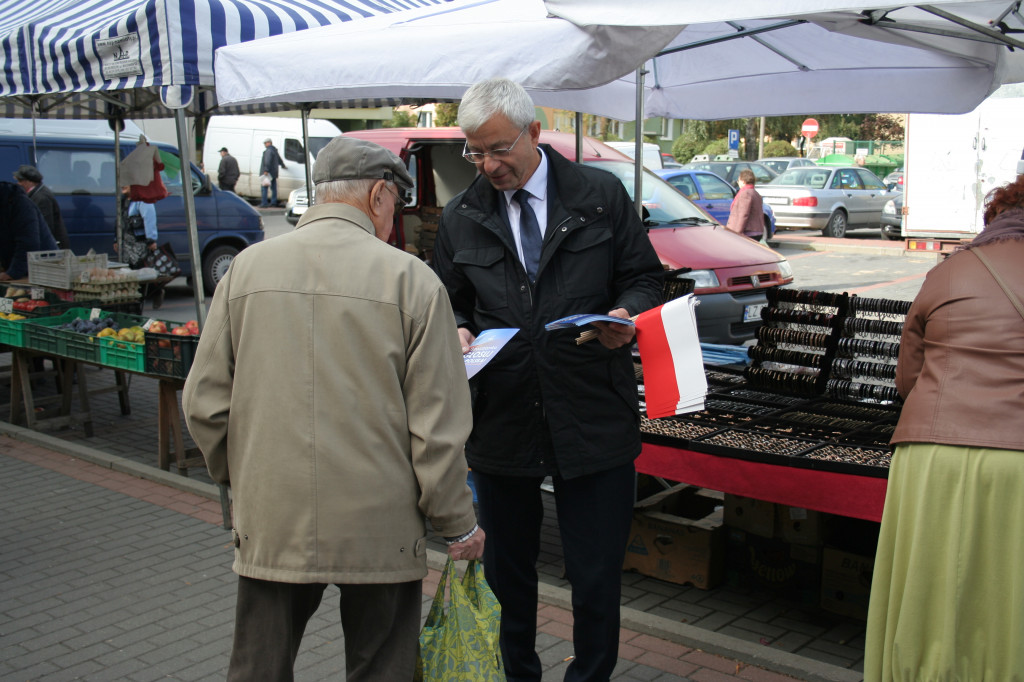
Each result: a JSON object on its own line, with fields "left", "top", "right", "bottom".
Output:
{"left": 760, "top": 166, "right": 894, "bottom": 238}
{"left": 680, "top": 160, "right": 778, "bottom": 188}
{"left": 881, "top": 191, "right": 904, "bottom": 240}
{"left": 0, "top": 126, "right": 264, "bottom": 294}
{"left": 883, "top": 166, "right": 904, "bottom": 191}
{"left": 661, "top": 152, "right": 682, "bottom": 169}
{"left": 291, "top": 128, "right": 794, "bottom": 344}
{"left": 603, "top": 140, "right": 664, "bottom": 170}
{"left": 654, "top": 168, "right": 776, "bottom": 239}
{"left": 758, "top": 156, "right": 817, "bottom": 175}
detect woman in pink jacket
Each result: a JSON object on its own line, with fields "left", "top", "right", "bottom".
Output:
{"left": 725, "top": 169, "right": 765, "bottom": 241}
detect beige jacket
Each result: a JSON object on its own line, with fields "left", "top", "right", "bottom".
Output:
{"left": 183, "top": 203, "right": 477, "bottom": 584}
{"left": 892, "top": 240, "right": 1024, "bottom": 450}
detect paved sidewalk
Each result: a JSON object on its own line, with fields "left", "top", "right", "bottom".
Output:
{"left": 1, "top": 430, "right": 813, "bottom": 682}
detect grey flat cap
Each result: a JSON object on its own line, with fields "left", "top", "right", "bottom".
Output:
{"left": 13, "top": 165, "right": 43, "bottom": 183}
{"left": 312, "top": 135, "right": 414, "bottom": 190}
{"left": 263, "top": 138, "right": 273, "bottom": 144}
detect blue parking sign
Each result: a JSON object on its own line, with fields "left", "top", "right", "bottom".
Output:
{"left": 728, "top": 129, "right": 740, "bottom": 150}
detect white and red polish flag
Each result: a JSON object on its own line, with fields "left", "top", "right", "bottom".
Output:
{"left": 634, "top": 294, "right": 707, "bottom": 418}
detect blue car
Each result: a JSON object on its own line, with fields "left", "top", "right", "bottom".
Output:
{"left": 654, "top": 168, "right": 776, "bottom": 239}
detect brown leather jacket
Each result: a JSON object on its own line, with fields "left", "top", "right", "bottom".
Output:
{"left": 891, "top": 239, "right": 1024, "bottom": 450}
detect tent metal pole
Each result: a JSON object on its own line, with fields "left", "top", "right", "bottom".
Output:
{"left": 301, "top": 106, "right": 313, "bottom": 211}
{"left": 575, "top": 112, "right": 583, "bottom": 161}
{"left": 114, "top": 123, "right": 123, "bottom": 263}
{"left": 633, "top": 66, "right": 646, "bottom": 217}
{"left": 174, "top": 108, "right": 208, "bottom": 330}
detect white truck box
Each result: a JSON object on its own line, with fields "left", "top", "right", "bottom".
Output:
{"left": 903, "top": 86, "right": 1024, "bottom": 242}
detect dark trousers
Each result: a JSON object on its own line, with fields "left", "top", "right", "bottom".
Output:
{"left": 219, "top": 182, "right": 236, "bottom": 192}
{"left": 227, "top": 576, "right": 422, "bottom": 682}
{"left": 473, "top": 462, "right": 636, "bottom": 682}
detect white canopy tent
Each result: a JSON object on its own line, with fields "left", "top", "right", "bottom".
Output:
{"left": 215, "top": 0, "right": 1024, "bottom": 120}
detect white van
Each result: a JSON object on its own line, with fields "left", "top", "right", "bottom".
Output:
{"left": 202, "top": 115, "right": 341, "bottom": 201}
{"left": 603, "top": 141, "right": 664, "bottom": 170}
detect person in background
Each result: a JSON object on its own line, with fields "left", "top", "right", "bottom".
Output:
{"left": 725, "top": 168, "right": 766, "bottom": 242}
{"left": 13, "top": 165, "right": 69, "bottom": 249}
{"left": 432, "top": 78, "right": 663, "bottom": 682}
{"left": 183, "top": 134, "right": 483, "bottom": 682}
{"left": 120, "top": 187, "right": 171, "bottom": 309}
{"left": 864, "top": 174, "right": 1024, "bottom": 681}
{"left": 258, "top": 137, "right": 286, "bottom": 208}
{"left": 217, "top": 147, "right": 240, "bottom": 192}
{"left": 0, "top": 181, "right": 59, "bottom": 281}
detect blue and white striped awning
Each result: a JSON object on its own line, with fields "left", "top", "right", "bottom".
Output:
{"left": 0, "top": 0, "right": 459, "bottom": 119}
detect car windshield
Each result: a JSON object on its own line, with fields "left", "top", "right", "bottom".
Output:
{"left": 583, "top": 160, "right": 717, "bottom": 227}
{"left": 308, "top": 137, "right": 334, "bottom": 160}
{"left": 760, "top": 159, "right": 789, "bottom": 174}
{"left": 771, "top": 167, "right": 831, "bottom": 189}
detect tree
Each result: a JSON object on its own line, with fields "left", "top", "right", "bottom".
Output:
{"left": 860, "top": 114, "right": 904, "bottom": 141}
{"left": 764, "top": 139, "right": 798, "bottom": 157}
{"left": 435, "top": 103, "right": 459, "bottom": 127}
{"left": 670, "top": 120, "right": 710, "bottom": 163}
{"left": 703, "top": 139, "right": 728, "bottom": 157}
{"left": 383, "top": 110, "right": 417, "bottom": 128}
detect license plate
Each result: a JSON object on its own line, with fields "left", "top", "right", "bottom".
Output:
{"left": 743, "top": 303, "right": 766, "bottom": 323}
{"left": 763, "top": 196, "right": 788, "bottom": 206}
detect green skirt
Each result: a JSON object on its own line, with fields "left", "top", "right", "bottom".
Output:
{"left": 865, "top": 443, "right": 1024, "bottom": 682}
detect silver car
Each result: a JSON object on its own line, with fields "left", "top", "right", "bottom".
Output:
{"left": 758, "top": 156, "right": 817, "bottom": 175}
{"left": 759, "top": 166, "right": 893, "bottom": 238}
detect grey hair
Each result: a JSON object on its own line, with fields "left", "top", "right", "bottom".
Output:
{"left": 458, "top": 78, "right": 536, "bottom": 134}
{"left": 314, "top": 178, "right": 380, "bottom": 205}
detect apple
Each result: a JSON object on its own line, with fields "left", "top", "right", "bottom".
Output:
{"left": 185, "top": 319, "right": 199, "bottom": 334}
{"left": 149, "top": 320, "right": 168, "bottom": 334}
{"left": 172, "top": 326, "right": 192, "bottom": 336}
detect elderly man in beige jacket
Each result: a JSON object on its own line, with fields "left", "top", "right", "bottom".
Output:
{"left": 183, "top": 135, "right": 484, "bottom": 682}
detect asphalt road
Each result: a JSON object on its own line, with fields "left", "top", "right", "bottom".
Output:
{"left": 156, "top": 215, "right": 939, "bottom": 325}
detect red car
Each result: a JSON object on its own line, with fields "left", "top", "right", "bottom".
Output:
{"left": 330, "top": 128, "right": 795, "bottom": 343}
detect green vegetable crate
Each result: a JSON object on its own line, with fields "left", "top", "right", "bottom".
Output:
{"left": 0, "top": 315, "right": 33, "bottom": 348}
{"left": 24, "top": 308, "right": 148, "bottom": 365}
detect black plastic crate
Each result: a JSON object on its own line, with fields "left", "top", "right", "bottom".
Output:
{"left": 143, "top": 320, "right": 198, "bottom": 379}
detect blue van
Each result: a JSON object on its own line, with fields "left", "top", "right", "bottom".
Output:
{"left": 0, "top": 127, "right": 263, "bottom": 294}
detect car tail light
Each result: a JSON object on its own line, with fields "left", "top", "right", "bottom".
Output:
{"left": 897, "top": 175, "right": 904, "bottom": 186}
{"left": 792, "top": 197, "right": 818, "bottom": 207}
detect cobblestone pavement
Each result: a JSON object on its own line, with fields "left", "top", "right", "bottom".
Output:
{"left": 3, "top": 433, "right": 818, "bottom": 682}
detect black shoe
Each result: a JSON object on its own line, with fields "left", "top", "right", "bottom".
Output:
{"left": 152, "top": 288, "right": 165, "bottom": 309}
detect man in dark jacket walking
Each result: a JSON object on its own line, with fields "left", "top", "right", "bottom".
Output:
{"left": 433, "top": 78, "right": 663, "bottom": 682}
{"left": 216, "top": 147, "right": 240, "bottom": 192}
{"left": 13, "top": 165, "right": 69, "bottom": 249}
{"left": 258, "top": 138, "right": 286, "bottom": 207}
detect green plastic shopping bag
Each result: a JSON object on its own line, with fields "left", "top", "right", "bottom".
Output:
{"left": 415, "top": 558, "right": 506, "bottom": 682}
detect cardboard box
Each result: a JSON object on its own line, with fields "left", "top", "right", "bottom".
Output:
{"left": 820, "top": 547, "right": 875, "bottom": 620}
{"left": 724, "top": 493, "right": 777, "bottom": 538}
{"left": 777, "top": 506, "right": 826, "bottom": 546}
{"left": 726, "top": 529, "right": 822, "bottom": 604}
{"left": 623, "top": 485, "right": 725, "bottom": 589}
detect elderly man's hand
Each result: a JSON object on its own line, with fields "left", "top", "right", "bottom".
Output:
{"left": 590, "top": 308, "right": 636, "bottom": 349}
{"left": 448, "top": 527, "right": 485, "bottom": 561}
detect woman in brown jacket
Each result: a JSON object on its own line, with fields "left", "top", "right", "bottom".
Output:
{"left": 864, "top": 174, "right": 1024, "bottom": 681}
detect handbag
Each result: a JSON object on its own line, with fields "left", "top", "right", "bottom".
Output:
{"left": 121, "top": 212, "right": 150, "bottom": 269}
{"left": 415, "top": 559, "right": 506, "bottom": 682}
{"left": 144, "top": 242, "right": 182, "bottom": 278}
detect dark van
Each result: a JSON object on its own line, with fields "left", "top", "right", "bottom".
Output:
{"left": 0, "top": 130, "right": 263, "bottom": 294}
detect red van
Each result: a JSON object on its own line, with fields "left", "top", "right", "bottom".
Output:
{"left": 289, "top": 128, "right": 794, "bottom": 344}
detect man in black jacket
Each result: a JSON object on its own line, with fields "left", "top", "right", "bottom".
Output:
{"left": 258, "top": 138, "right": 286, "bottom": 207}
{"left": 1, "top": 181, "right": 60, "bottom": 281}
{"left": 216, "top": 147, "right": 240, "bottom": 192}
{"left": 433, "top": 78, "right": 663, "bottom": 682}
{"left": 14, "top": 165, "right": 69, "bottom": 249}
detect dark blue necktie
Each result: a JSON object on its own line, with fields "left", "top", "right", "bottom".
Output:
{"left": 514, "top": 188, "right": 541, "bottom": 282}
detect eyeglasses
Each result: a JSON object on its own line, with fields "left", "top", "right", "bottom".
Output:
{"left": 462, "top": 125, "right": 529, "bottom": 164}
{"left": 381, "top": 184, "right": 406, "bottom": 211}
